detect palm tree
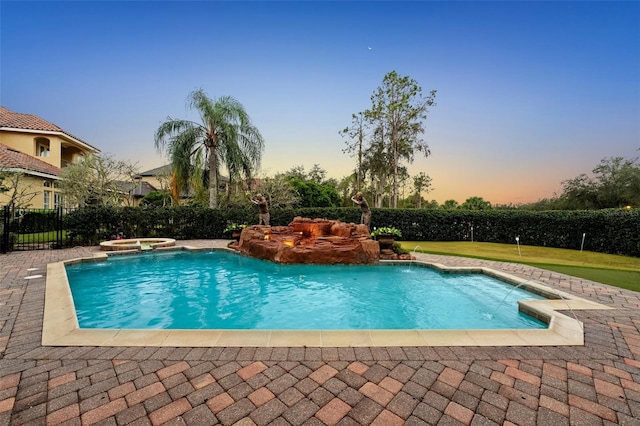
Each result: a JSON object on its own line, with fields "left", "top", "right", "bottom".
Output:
{"left": 154, "top": 89, "right": 264, "bottom": 208}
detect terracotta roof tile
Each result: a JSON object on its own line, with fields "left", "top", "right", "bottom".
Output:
{"left": 0, "top": 106, "right": 97, "bottom": 150}
{"left": 0, "top": 143, "right": 61, "bottom": 177}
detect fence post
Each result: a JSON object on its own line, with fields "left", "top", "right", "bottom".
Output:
{"left": 1, "top": 205, "right": 9, "bottom": 254}
{"left": 56, "top": 207, "right": 63, "bottom": 249}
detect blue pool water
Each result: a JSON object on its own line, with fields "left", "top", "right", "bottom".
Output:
{"left": 65, "top": 250, "right": 547, "bottom": 330}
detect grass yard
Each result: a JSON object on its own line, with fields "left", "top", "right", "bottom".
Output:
{"left": 399, "top": 241, "right": 640, "bottom": 292}
{"left": 17, "top": 230, "right": 66, "bottom": 243}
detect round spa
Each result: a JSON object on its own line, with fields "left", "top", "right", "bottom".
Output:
{"left": 99, "top": 238, "right": 176, "bottom": 251}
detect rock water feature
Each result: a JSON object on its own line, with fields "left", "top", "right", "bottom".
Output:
{"left": 232, "top": 217, "right": 382, "bottom": 264}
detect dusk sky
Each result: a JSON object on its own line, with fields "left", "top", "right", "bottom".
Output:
{"left": 2, "top": 1, "right": 638, "bottom": 205}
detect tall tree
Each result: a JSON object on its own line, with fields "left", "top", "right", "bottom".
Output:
{"left": 339, "top": 112, "right": 368, "bottom": 191}
{"left": 412, "top": 172, "right": 433, "bottom": 209}
{"left": 361, "top": 127, "right": 392, "bottom": 208}
{"left": 154, "top": 89, "right": 264, "bottom": 208}
{"left": 366, "top": 71, "right": 436, "bottom": 208}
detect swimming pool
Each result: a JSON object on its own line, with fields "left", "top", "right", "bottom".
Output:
{"left": 45, "top": 245, "right": 610, "bottom": 347}
{"left": 65, "top": 250, "right": 547, "bottom": 330}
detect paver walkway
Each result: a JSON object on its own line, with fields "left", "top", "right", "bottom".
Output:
{"left": 1, "top": 241, "right": 639, "bottom": 425}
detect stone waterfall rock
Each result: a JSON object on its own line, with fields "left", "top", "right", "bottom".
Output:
{"left": 232, "top": 217, "right": 380, "bottom": 264}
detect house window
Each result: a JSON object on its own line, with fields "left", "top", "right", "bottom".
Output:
{"left": 43, "top": 180, "right": 52, "bottom": 188}
{"left": 36, "top": 138, "right": 50, "bottom": 158}
{"left": 44, "top": 191, "right": 51, "bottom": 209}
{"left": 54, "top": 193, "right": 63, "bottom": 209}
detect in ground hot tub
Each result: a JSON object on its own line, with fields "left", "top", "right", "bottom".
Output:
{"left": 99, "top": 238, "right": 176, "bottom": 251}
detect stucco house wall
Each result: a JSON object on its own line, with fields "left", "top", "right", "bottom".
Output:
{"left": 0, "top": 106, "right": 99, "bottom": 209}
{"left": 0, "top": 174, "right": 62, "bottom": 209}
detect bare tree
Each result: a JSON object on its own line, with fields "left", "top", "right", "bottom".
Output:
{"left": 253, "top": 174, "right": 300, "bottom": 209}
{"left": 58, "top": 154, "right": 139, "bottom": 207}
{"left": 0, "top": 169, "right": 38, "bottom": 208}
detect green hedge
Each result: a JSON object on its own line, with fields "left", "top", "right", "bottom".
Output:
{"left": 12, "top": 210, "right": 59, "bottom": 233}
{"left": 63, "top": 206, "right": 639, "bottom": 257}
{"left": 371, "top": 209, "right": 639, "bottom": 257}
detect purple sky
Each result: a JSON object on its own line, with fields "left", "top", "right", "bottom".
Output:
{"left": 2, "top": 1, "right": 638, "bottom": 204}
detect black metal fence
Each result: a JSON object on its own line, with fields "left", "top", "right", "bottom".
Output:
{"left": 1, "top": 206, "right": 67, "bottom": 253}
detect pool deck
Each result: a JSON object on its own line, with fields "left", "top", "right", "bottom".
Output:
{"left": 2, "top": 240, "right": 640, "bottom": 425}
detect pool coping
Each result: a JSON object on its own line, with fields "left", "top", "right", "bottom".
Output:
{"left": 42, "top": 246, "right": 614, "bottom": 347}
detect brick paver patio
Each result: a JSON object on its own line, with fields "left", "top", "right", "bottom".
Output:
{"left": 1, "top": 240, "right": 639, "bottom": 425}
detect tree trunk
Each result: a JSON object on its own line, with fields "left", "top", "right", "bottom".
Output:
{"left": 392, "top": 128, "right": 399, "bottom": 209}
{"left": 357, "top": 132, "right": 362, "bottom": 192}
{"left": 208, "top": 146, "right": 218, "bottom": 209}
{"left": 375, "top": 178, "right": 385, "bottom": 208}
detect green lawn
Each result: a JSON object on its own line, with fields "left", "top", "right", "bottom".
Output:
{"left": 399, "top": 241, "right": 640, "bottom": 292}
{"left": 17, "top": 230, "right": 66, "bottom": 243}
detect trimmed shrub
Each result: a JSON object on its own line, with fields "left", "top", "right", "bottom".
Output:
{"left": 62, "top": 206, "right": 639, "bottom": 257}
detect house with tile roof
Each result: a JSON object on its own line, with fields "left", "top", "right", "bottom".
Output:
{"left": 136, "top": 164, "right": 172, "bottom": 195}
{"left": 135, "top": 165, "right": 239, "bottom": 205}
{"left": 135, "top": 164, "right": 195, "bottom": 204}
{"left": 0, "top": 106, "right": 100, "bottom": 208}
